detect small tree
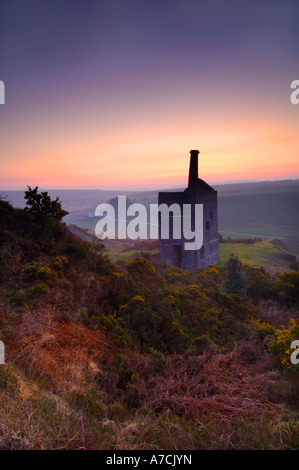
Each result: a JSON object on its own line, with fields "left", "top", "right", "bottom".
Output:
{"left": 24, "top": 186, "right": 68, "bottom": 221}
{"left": 223, "top": 255, "right": 245, "bottom": 297}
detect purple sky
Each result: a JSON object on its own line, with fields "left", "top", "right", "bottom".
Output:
{"left": 0, "top": 0, "right": 298, "bottom": 189}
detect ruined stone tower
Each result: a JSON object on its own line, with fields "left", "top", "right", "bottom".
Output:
{"left": 158, "top": 150, "right": 218, "bottom": 270}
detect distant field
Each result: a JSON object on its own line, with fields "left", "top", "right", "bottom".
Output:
{"left": 218, "top": 240, "right": 278, "bottom": 268}
{"left": 217, "top": 184, "right": 299, "bottom": 254}
{"left": 99, "top": 237, "right": 296, "bottom": 274}
{"left": 218, "top": 239, "right": 297, "bottom": 274}
{"left": 101, "top": 238, "right": 160, "bottom": 263}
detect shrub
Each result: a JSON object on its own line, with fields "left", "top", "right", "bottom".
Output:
{"left": 266, "top": 319, "right": 299, "bottom": 375}
{"left": 192, "top": 334, "right": 211, "bottom": 353}
{"left": 7, "top": 289, "right": 26, "bottom": 305}
{"left": 52, "top": 256, "right": 68, "bottom": 270}
{"left": 93, "top": 315, "right": 131, "bottom": 347}
{"left": 66, "top": 388, "right": 106, "bottom": 419}
{"left": 275, "top": 271, "right": 299, "bottom": 305}
{"left": 24, "top": 186, "right": 68, "bottom": 221}
{"left": 21, "top": 261, "right": 55, "bottom": 281}
{"left": 243, "top": 264, "right": 275, "bottom": 301}
{"left": 223, "top": 255, "right": 245, "bottom": 297}
{"left": 28, "top": 281, "right": 48, "bottom": 296}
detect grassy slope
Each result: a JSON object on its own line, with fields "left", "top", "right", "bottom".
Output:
{"left": 99, "top": 237, "right": 297, "bottom": 274}
{"left": 218, "top": 239, "right": 297, "bottom": 274}
{"left": 1, "top": 200, "right": 299, "bottom": 450}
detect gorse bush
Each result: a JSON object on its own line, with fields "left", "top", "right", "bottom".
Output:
{"left": 266, "top": 319, "right": 299, "bottom": 375}
{"left": 28, "top": 281, "right": 48, "bottom": 297}
{"left": 92, "top": 315, "right": 131, "bottom": 348}
{"left": 251, "top": 317, "right": 299, "bottom": 376}
{"left": 21, "top": 261, "right": 55, "bottom": 280}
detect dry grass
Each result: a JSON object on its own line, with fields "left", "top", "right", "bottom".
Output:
{"left": 138, "top": 343, "right": 284, "bottom": 423}
{"left": 1, "top": 336, "right": 297, "bottom": 450}
{"left": 9, "top": 309, "right": 110, "bottom": 392}
{"left": 254, "top": 300, "right": 299, "bottom": 328}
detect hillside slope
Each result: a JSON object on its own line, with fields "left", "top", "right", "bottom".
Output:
{"left": 70, "top": 227, "right": 298, "bottom": 274}
{"left": 218, "top": 238, "right": 298, "bottom": 274}
{"left": 1, "top": 195, "right": 299, "bottom": 450}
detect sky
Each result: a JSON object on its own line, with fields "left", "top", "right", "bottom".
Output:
{"left": 0, "top": 0, "right": 298, "bottom": 190}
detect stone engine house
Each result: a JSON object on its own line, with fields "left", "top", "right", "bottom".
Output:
{"left": 158, "top": 150, "right": 218, "bottom": 270}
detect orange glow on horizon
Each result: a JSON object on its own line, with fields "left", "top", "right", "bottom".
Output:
{"left": 1, "top": 110, "right": 298, "bottom": 190}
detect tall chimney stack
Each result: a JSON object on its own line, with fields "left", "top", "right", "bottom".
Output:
{"left": 188, "top": 149, "right": 199, "bottom": 187}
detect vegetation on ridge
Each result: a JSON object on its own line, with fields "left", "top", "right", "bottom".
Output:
{"left": 0, "top": 188, "right": 299, "bottom": 450}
